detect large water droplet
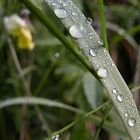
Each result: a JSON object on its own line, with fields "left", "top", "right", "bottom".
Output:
{"left": 54, "top": 8, "right": 68, "bottom": 18}
{"left": 128, "top": 118, "right": 136, "bottom": 127}
{"left": 97, "top": 67, "right": 108, "bottom": 78}
{"left": 137, "top": 136, "right": 140, "bottom": 140}
{"left": 116, "top": 95, "right": 123, "bottom": 102}
{"left": 69, "top": 24, "right": 85, "bottom": 39}
{"left": 112, "top": 88, "right": 117, "bottom": 94}
{"left": 51, "top": 135, "right": 59, "bottom": 140}
{"left": 89, "top": 49, "right": 97, "bottom": 57}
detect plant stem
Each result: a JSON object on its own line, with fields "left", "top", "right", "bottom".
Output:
{"left": 93, "top": 105, "right": 112, "bottom": 140}
{"left": 98, "top": 0, "right": 109, "bottom": 51}
{"left": 46, "top": 101, "right": 110, "bottom": 140}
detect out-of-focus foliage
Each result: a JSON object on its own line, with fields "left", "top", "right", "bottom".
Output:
{"left": 0, "top": 0, "right": 139, "bottom": 140}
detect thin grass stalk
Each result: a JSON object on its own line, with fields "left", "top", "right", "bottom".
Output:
{"left": 93, "top": 105, "right": 112, "bottom": 140}
{"left": 97, "top": 0, "right": 109, "bottom": 51}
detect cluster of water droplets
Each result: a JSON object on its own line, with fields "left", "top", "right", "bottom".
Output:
{"left": 112, "top": 88, "right": 137, "bottom": 128}
{"left": 48, "top": 0, "right": 140, "bottom": 138}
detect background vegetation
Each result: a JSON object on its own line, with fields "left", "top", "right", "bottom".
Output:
{"left": 0, "top": 0, "right": 140, "bottom": 140}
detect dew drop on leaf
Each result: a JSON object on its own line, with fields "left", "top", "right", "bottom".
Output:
{"left": 72, "top": 12, "right": 76, "bottom": 16}
{"left": 89, "top": 49, "right": 97, "bottom": 57}
{"left": 97, "top": 67, "right": 108, "bottom": 78}
{"left": 116, "top": 95, "right": 123, "bottom": 102}
{"left": 127, "top": 118, "right": 136, "bottom": 127}
{"left": 124, "top": 112, "right": 128, "bottom": 117}
{"left": 69, "top": 24, "right": 85, "bottom": 38}
{"left": 112, "top": 88, "right": 117, "bottom": 94}
{"left": 54, "top": 8, "right": 68, "bottom": 18}
{"left": 97, "top": 40, "right": 103, "bottom": 46}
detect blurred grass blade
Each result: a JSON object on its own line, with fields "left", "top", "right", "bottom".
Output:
{"left": 46, "top": 101, "right": 110, "bottom": 140}
{"left": 0, "top": 96, "right": 127, "bottom": 137}
{"left": 106, "top": 22, "right": 138, "bottom": 50}
{"left": 83, "top": 72, "right": 103, "bottom": 108}
{"left": 93, "top": 105, "right": 112, "bottom": 140}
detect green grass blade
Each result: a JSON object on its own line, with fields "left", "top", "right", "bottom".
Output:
{"left": 98, "top": 0, "right": 109, "bottom": 51}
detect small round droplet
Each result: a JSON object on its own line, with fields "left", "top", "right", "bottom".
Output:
{"left": 98, "top": 40, "right": 103, "bottom": 45}
{"left": 89, "top": 49, "right": 97, "bottom": 57}
{"left": 69, "top": 24, "right": 85, "bottom": 39}
{"left": 54, "top": 8, "right": 68, "bottom": 18}
{"left": 112, "top": 88, "right": 117, "bottom": 94}
{"left": 51, "top": 135, "right": 59, "bottom": 140}
{"left": 86, "top": 17, "right": 92, "bottom": 24}
{"left": 72, "top": 12, "right": 76, "bottom": 16}
{"left": 111, "top": 63, "right": 115, "bottom": 67}
{"left": 97, "top": 67, "right": 108, "bottom": 78}
{"left": 89, "top": 36, "right": 92, "bottom": 40}
{"left": 124, "top": 112, "right": 128, "bottom": 117}
{"left": 116, "top": 95, "right": 123, "bottom": 102}
{"left": 128, "top": 118, "right": 136, "bottom": 127}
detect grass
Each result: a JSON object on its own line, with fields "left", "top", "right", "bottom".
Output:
{"left": 0, "top": 0, "right": 140, "bottom": 140}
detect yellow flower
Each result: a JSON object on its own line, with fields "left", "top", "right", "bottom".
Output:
{"left": 4, "top": 14, "right": 34, "bottom": 50}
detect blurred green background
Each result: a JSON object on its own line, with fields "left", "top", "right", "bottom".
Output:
{"left": 0, "top": 0, "right": 140, "bottom": 140}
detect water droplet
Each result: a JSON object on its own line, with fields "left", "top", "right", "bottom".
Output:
{"left": 137, "top": 136, "right": 140, "bottom": 140}
{"left": 112, "top": 88, "right": 117, "bottom": 94}
{"left": 116, "top": 95, "right": 123, "bottom": 102}
{"left": 128, "top": 118, "right": 136, "bottom": 127}
{"left": 69, "top": 24, "right": 85, "bottom": 39}
{"left": 132, "top": 103, "right": 135, "bottom": 107}
{"left": 62, "top": 2, "right": 68, "bottom": 7}
{"left": 89, "top": 36, "right": 92, "bottom": 40}
{"left": 111, "top": 63, "right": 115, "bottom": 67}
{"left": 97, "top": 67, "right": 108, "bottom": 78}
{"left": 86, "top": 17, "right": 92, "bottom": 24}
{"left": 124, "top": 112, "right": 128, "bottom": 117}
{"left": 51, "top": 135, "right": 59, "bottom": 140}
{"left": 98, "top": 40, "right": 103, "bottom": 45}
{"left": 89, "top": 49, "right": 97, "bottom": 57}
{"left": 54, "top": 8, "right": 68, "bottom": 18}
{"left": 72, "top": 12, "right": 76, "bottom": 16}
{"left": 51, "top": 0, "right": 58, "bottom": 6}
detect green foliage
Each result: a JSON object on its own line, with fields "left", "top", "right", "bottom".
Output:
{"left": 0, "top": 0, "right": 140, "bottom": 140}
